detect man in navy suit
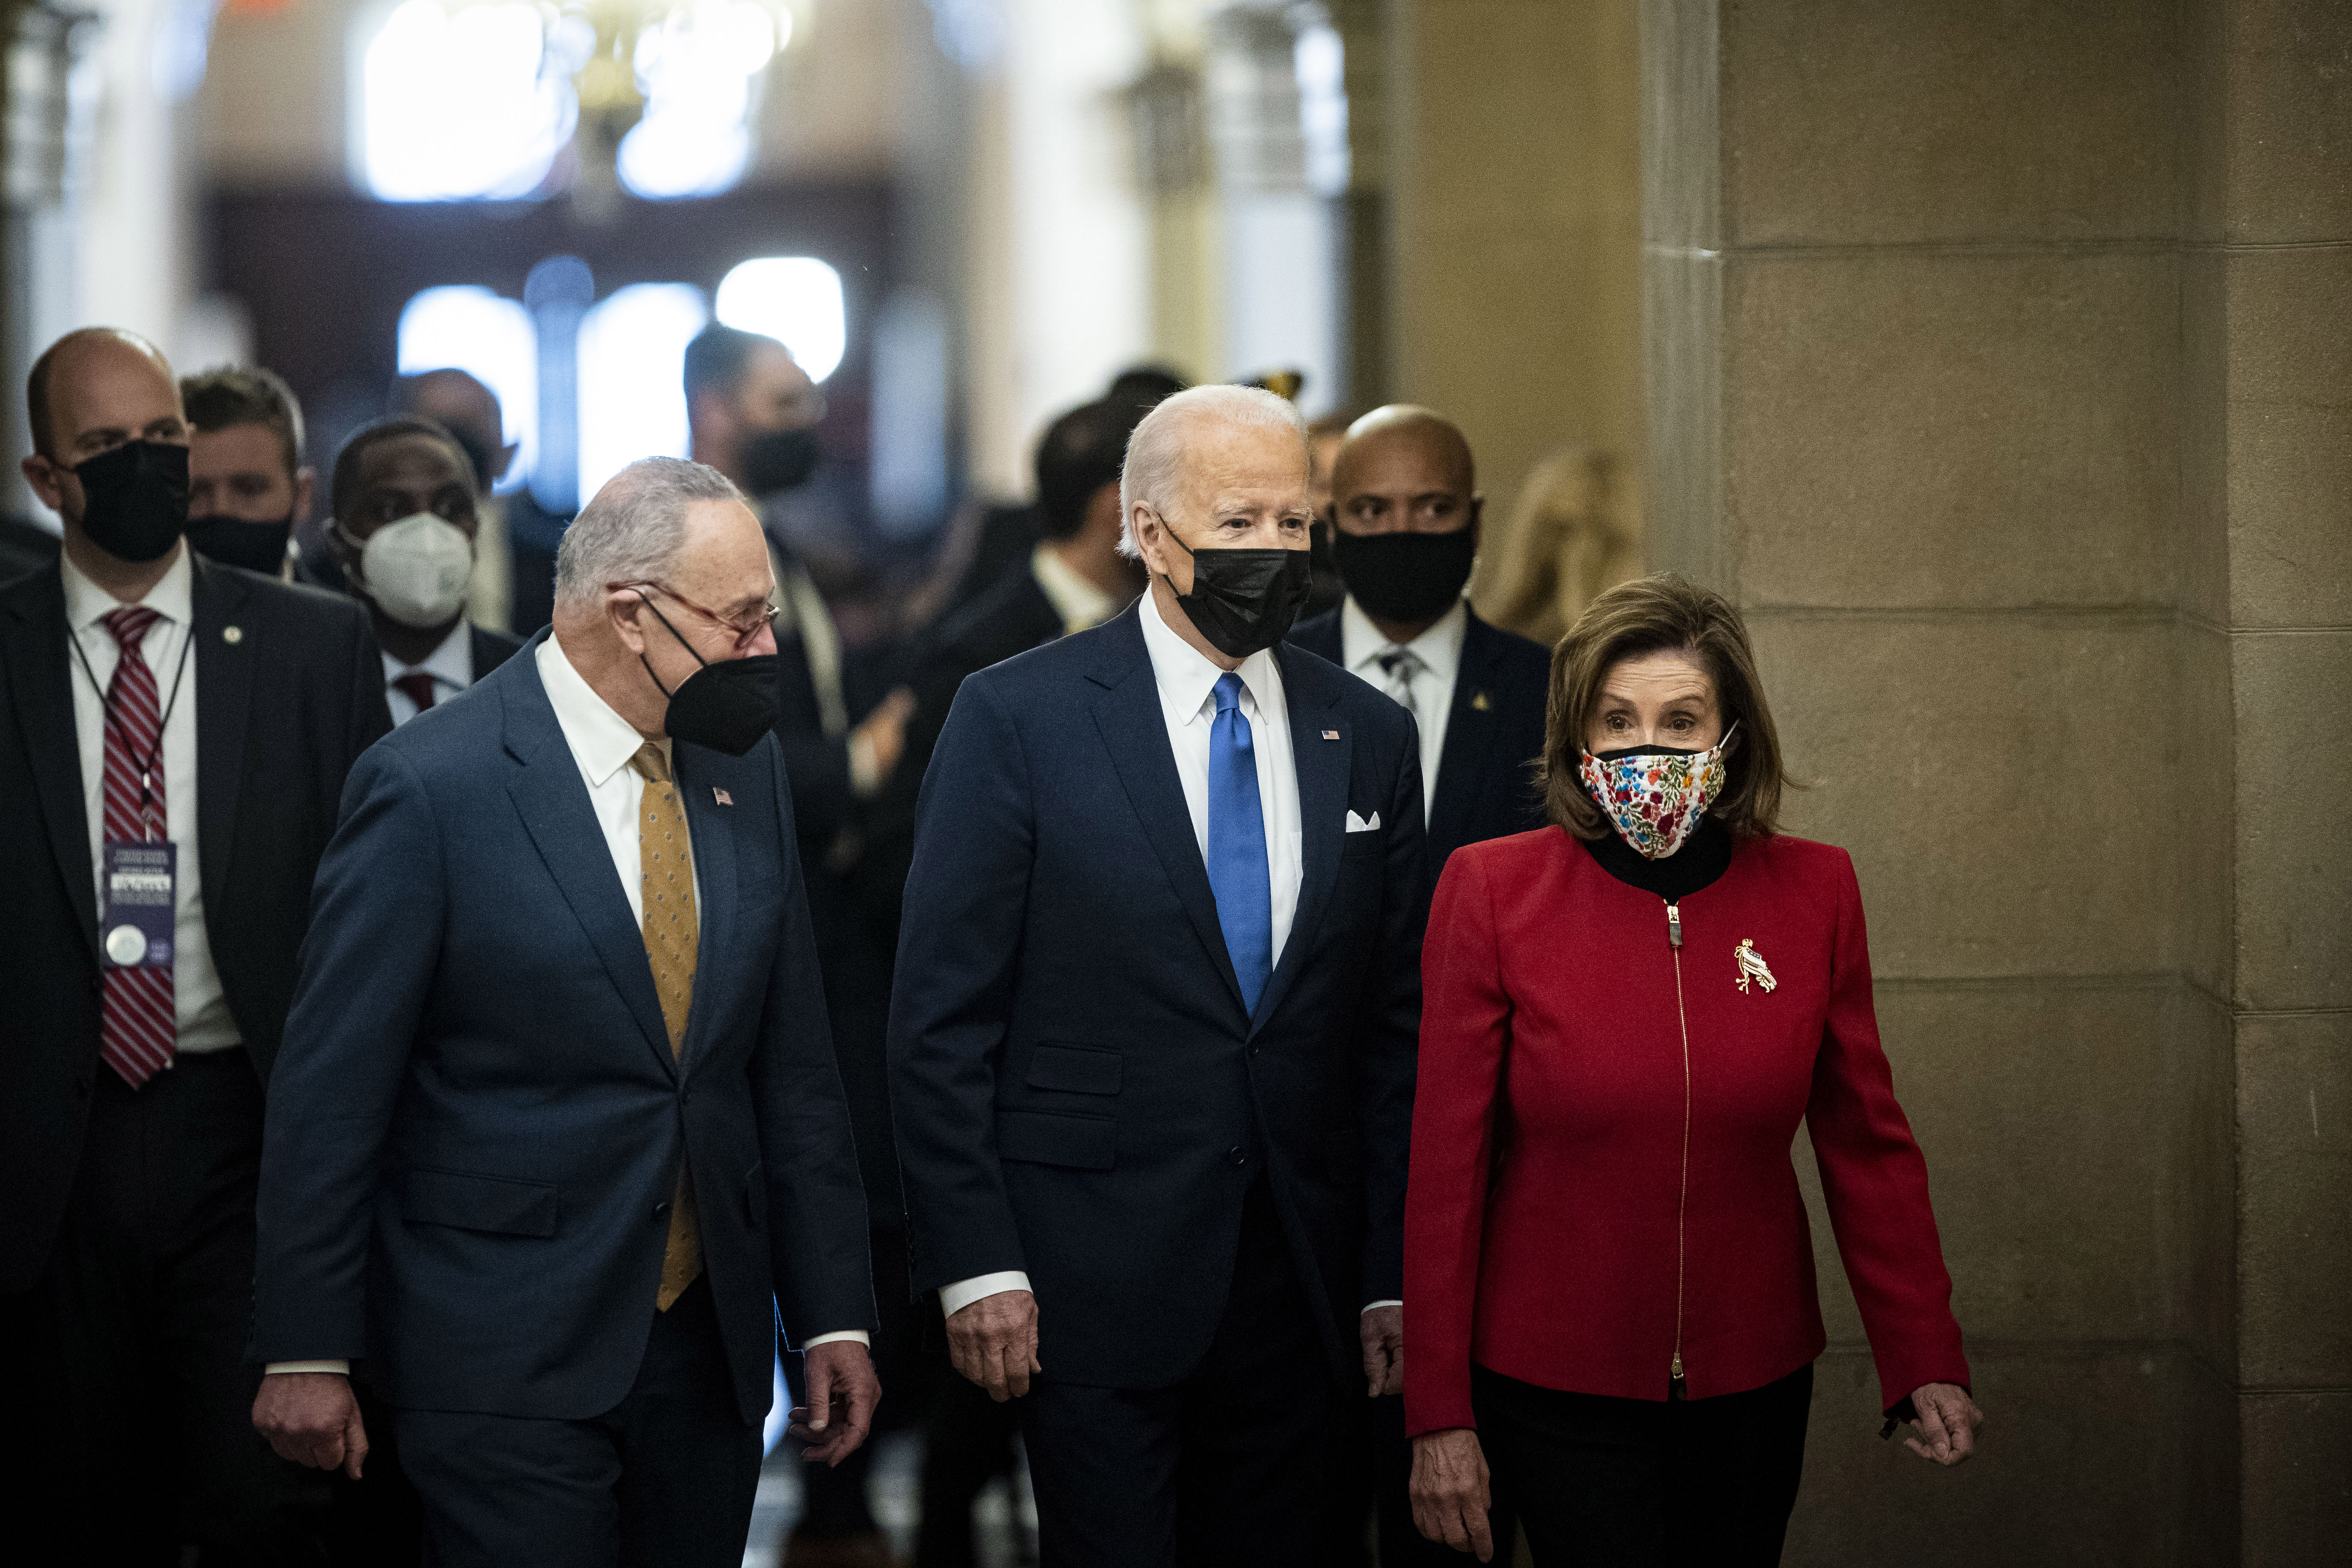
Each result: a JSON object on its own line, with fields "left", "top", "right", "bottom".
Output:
{"left": 889, "top": 385, "right": 1426, "bottom": 1565}
{"left": 1288, "top": 406, "right": 1548, "bottom": 1563}
{"left": 1290, "top": 406, "right": 1551, "bottom": 890}
{"left": 249, "top": 458, "right": 879, "bottom": 1567}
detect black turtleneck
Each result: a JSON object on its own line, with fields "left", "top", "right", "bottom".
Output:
{"left": 1577, "top": 814, "right": 1734, "bottom": 902}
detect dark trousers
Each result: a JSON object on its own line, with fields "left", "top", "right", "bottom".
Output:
{"left": 0, "top": 1051, "right": 330, "bottom": 1566}
{"left": 1017, "top": 1178, "right": 1343, "bottom": 1568}
{"left": 396, "top": 1275, "right": 761, "bottom": 1568}
{"left": 1472, "top": 1361, "right": 1813, "bottom": 1568}
{"left": 915, "top": 1364, "right": 1024, "bottom": 1568}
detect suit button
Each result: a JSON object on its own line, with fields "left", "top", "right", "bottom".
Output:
{"left": 1248, "top": 1045, "right": 1261, "bottom": 1057}
{"left": 1228, "top": 1147, "right": 1247, "bottom": 1167}
{"left": 681, "top": 1086, "right": 693, "bottom": 1106}
{"left": 653, "top": 1201, "right": 671, "bottom": 1222}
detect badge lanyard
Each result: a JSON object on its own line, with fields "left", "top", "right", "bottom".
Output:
{"left": 68, "top": 614, "right": 194, "bottom": 843}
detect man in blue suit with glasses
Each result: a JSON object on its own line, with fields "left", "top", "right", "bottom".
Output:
{"left": 248, "top": 458, "right": 878, "bottom": 1568}
{"left": 889, "top": 385, "right": 1426, "bottom": 1565}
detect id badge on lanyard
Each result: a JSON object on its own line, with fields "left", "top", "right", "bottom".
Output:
{"left": 75, "top": 615, "right": 190, "bottom": 971}
{"left": 103, "top": 839, "right": 176, "bottom": 968}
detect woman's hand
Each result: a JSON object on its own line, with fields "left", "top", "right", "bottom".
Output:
{"left": 1410, "top": 1428, "right": 1495, "bottom": 1560}
{"left": 1902, "top": 1382, "right": 1984, "bottom": 1465}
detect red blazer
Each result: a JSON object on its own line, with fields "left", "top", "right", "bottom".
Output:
{"left": 1403, "top": 827, "right": 1967, "bottom": 1436}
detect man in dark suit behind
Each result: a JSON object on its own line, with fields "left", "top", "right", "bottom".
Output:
{"left": 0, "top": 509, "right": 62, "bottom": 579}
{"left": 1287, "top": 404, "right": 1548, "bottom": 1564}
{"left": 0, "top": 327, "right": 393, "bottom": 1559}
{"left": 248, "top": 457, "right": 879, "bottom": 1568}
{"left": 1290, "top": 405, "right": 1551, "bottom": 886}
{"left": 890, "top": 385, "right": 1426, "bottom": 1565}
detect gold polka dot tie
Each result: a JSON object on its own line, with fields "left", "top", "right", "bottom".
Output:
{"left": 631, "top": 743, "right": 704, "bottom": 1310}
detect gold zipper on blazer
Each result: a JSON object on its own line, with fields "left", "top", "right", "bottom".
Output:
{"left": 1665, "top": 900, "right": 1691, "bottom": 1393}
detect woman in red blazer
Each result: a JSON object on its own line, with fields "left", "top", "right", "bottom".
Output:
{"left": 1404, "top": 575, "right": 1982, "bottom": 1565}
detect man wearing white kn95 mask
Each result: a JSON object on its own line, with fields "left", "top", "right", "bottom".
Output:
{"left": 325, "top": 417, "right": 525, "bottom": 726}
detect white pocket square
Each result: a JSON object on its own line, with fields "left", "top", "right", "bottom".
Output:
{"left": 1345, "top": 810, "right": 1381, "bottom": 833}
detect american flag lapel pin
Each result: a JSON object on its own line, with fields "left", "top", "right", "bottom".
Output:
{"left": 1321, "top": 729, "right": 1340, "bottom": 741}
{"left": 712, "top": 787, "right": 734, "bottom": 806}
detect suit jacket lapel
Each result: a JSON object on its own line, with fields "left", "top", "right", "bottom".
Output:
{"left": 1429, "top": 612, "right": 1507, "bottom": 853}
{"left": 1085, "top": 611, "right": 1247, "bottom": 1017}
{"left": 2, "top": 571, "right": 100, "bottom": 965}
{"left": 672, "top": 749, "right": 736, "bottom": 1070}
{"left": 499, "top": 649, "right": 676, "bottom": 1075}
{"left": 191, "top": 558, "right": 255, "bottom": 922}
{"left": 1253, "top": 645, "right": 1344, "bottom": 1032}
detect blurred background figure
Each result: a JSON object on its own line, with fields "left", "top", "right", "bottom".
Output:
{"left": 183, "top": 364, "right": 313, "bottom": 579}
{"left": 324, "top": 416, "right": 524, "bottom": 725}
{"left": 1469, "top": 446, "right": 1640, "bottom": 651}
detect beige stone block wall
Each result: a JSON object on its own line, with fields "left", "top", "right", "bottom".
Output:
{"left": 1639, "top": 0, "right": 2352, "bottom": 1558}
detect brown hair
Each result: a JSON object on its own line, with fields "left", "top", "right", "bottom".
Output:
{"left": 1537, "top": 573, "right": 1785, "bottom": 841}
{"left": 182, "top": 365, "right": 305, "bottom": 478}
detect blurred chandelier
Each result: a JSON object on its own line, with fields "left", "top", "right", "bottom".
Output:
{"left": 362, "top": 0, "right": 802, "bottom": 211}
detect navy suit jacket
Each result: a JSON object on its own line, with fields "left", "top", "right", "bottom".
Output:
{"left": 1290, "top": 601, "right": 1551, "bottom": 886}
{"left": 887, "top": 603, "right": 1426, "bottom": 1389}
{"left": 250, "top": 631, "right": 875, "bottom": 1423}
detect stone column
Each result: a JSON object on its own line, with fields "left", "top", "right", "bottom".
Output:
{"left": 1641, "top": 1, "right": 2348, "bottom": 1560}
{"left": 1388, "top": 0, "right": 1644, "bottom": 512}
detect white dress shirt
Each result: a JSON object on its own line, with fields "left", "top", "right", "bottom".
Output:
{"left": 1339, "top": 595, "right": 1468, "bottom": 820}
{"left": 266, "top": 635, "right": 864, "bottom": 1377}
{"left": 383, "top": 618, "right": 476, "bottom": 726}
{"left": 63, "top": 544, "right": 238, "bottom": 1056}
{"left": 1030, "top": 542, "right": 1118, "bottom": 633}
{"left": 938, "top": 587, "right": 1309, "bottom": 1320}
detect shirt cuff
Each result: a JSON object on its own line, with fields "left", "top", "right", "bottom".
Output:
{"left": 265, "top": 1360, "right": 351, "bottom": 1376}
{"left": 940, "top": 1271, "right": 1032, "bottom": 1318}
{"left": 802, "top": 1331, "right": 871, "bottom": 1350}
{"left": 1362, "top": 1300, "right": 1402, "bottom": 1313}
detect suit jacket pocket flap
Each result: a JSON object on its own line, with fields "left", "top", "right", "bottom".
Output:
{"left": 1025, "top": 1042, "right": 1122, "bottom": 1096}
{"left": 402, "top": 1168, "right": 559, "bottom": 1237}
{"left": 996, "top": 1110, "right": 1116, "bottom": 1170}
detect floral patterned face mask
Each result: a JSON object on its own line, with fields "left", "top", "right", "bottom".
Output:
{"left": 1576, "top": 723, "right": 1739, "bottom": 860}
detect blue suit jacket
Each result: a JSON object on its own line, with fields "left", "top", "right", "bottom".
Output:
{"left": 887, "top": 603, "right": 1426, "bottom": 1389}
{"left": 250, "top": 631, "right": 874, "bottom": 1422}
{"left": 1289, "top": 601, "right": 1551, "bottom": 887}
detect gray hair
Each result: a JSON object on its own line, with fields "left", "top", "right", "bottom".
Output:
{"left": 554, "top": 457, "right": 743, "bottom": 612}
{"left": 1116, "top": 384, "right": 1310, "bottom": 557}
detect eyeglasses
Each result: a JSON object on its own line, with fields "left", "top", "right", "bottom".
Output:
{"left": 613, "top": 582, "right": 778, "bottom": 654}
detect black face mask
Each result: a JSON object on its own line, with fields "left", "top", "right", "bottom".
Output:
{"left": 639, "top": 598, "right": 780, "bottom": 756}
{"left": 185, "top": 513, "right": 294, "bottom": 576}
{"left": 1158, "top": 524, "right": 1312, "bottom": 660}
{"left": 1331, "top": 522, "right": 1476, "bottom": 625}
{"left": 74, "top": 440, "right": 188, "bottom": 564}
{"left": 740, "top": 428, "right": 821, "bottom": 497}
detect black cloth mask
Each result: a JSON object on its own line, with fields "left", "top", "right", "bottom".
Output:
{"left": 74, "top": 440, "right": 188, "bottom": 564}
{"left": 185, "top": 513, "right": 294, "bottom": 576}
{"left": 1331, "top": 523, "right": 1476, "bottom": 625}
{"left": 1158, "top": 525, "right": 1312, "bottom": 660}
{"left": 740, "top": 428, "right": 821, "bottom": 497}
{"left": 639, "top": 598, "right": 780, "bottom": 756}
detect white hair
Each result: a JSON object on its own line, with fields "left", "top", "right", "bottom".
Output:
{"left": 554, "top": 457, "right": 743, "bottom": 612}
{"left": 1116, "top": 384, "right": 1310, "bottom": 557}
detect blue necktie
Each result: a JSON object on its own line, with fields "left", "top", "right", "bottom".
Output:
{"left": 1206, "top": 672, "right": 1273, "bottom": 1014}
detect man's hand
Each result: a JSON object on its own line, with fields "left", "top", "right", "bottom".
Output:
{"left": 1410, "top": 1428, "right": 1494, "bottom": 1561}
{"left": 1902, "top": 1382, "right": 1985, "bottom": 1466}
{"left": 253, "top": 1372, "right": 368, "bottom": 1479}
{"left": 1360, "top": 1304, "right": 1404, "bottom": 1397}
{"left": 787, "top": 1340, "right": 881, "bottom": 1468}
{"left": 945, "top": 1289, "right": 1039, "bottom": 1403}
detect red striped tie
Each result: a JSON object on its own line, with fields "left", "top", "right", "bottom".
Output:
{"left": 99, "top": 607, "right": 176, "bottom": 1087}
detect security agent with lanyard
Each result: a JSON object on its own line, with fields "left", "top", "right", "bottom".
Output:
{"left": 0, "top": 327, "right": 393, "bottom": 1560}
